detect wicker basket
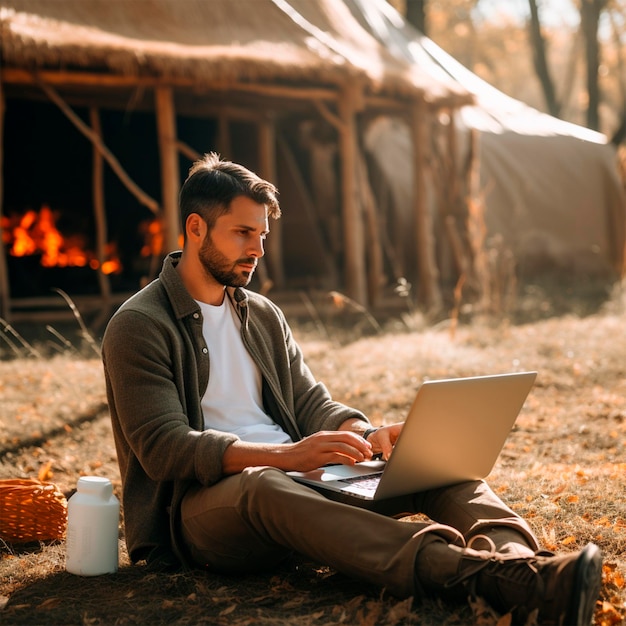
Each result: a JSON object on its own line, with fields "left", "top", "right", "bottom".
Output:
{"left": 0, "top": 478, "right": 68, "bottom": 543}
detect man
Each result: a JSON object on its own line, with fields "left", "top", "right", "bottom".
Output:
{"left": 102, "top": 153, "right": 602, "bottom": 625}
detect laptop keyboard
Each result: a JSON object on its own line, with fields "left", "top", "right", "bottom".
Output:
{"left": 338, "top": 472, "right": 382, "bottom": 491}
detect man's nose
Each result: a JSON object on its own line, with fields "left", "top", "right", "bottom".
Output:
{"left": 248, "top": 237, "right": 265, "bottom": 258}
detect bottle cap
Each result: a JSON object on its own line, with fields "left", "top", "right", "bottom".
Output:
{"left": 77, "top": 476, "right": 113, "bottom": 499}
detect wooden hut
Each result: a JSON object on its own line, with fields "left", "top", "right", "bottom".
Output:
{"left": 0, "top": 0, "right": 472, "bottom": 322}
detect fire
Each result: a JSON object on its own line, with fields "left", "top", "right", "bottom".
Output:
{"left": 1, "top": 205, "right": 122, "bottom": 275}
{"left": 139, "top": 218, "right": 183, "bottom": 257}
{"left": 139, "top": 218, "right": 164, "bottom": 258}
{"left": 9, "top": 209, "right": 38, "bottom": 256}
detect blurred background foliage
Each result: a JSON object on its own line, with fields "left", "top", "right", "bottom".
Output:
{"left": 390, "top": 0, "right": 626, "bottom": 144}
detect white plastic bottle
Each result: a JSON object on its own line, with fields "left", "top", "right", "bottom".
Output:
{"left": 66, "top": 476, "right": 119, "bottom": 576}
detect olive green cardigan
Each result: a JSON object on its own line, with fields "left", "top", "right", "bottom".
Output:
{"left": 102, "top": 252, "right": 368, "bottom": 566}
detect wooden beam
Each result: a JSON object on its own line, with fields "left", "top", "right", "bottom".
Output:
{"left": 258, "top": 116, "right": 284, "bottom": 290}
{"left": 217, "top": 113, "right": 232, "bottom": 160}
{"left": 155, "top": 86, "right": 181, "bottom": 255}
{"left": 89, "top": 107, "right": 112, "bottom": 309}
{"left": 410, "top": 100, "right": 442, "bottom": 311}
{"left": 90, "top": 108, "right": 108, "bottom": 284}
{"left": 0, "top": 72, "right": 9, "bottom": 320}
{"left": 1, "top": 68, "right": 339, "bottom": 102}
{"left": 313, "top": 100, "right": 343, "bottom": 131}
{"left": 36, "top": 78, "right": 160, "bottom": 215}
{"left": 338, "top": 83, "right": 367, "bottom": 304}
{"left": 176, "top": 139, "right": 201, "bottom": 162}
{"left": 357, "top": 151, "right": 384, "bottom": 307}
{"left": 2, "top": 68, "right": 472, "bottom": 113}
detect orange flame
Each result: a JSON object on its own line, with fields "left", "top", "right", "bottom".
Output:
{"left": 139, "top": 218, "right": 164, "bottom": 258}
{"left": 2, "top": 205, "right": 122, "bottom": 275}
{"left": 138, "top": 218, "right": 182, "bottom": 256}
{"left": 10, "top": 210, "right": 38, "bottom": 257}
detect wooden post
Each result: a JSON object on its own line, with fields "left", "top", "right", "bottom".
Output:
{"left": 357, "top": 151, "right": 384, "bottom": 306}
{"left": 89, "top": 108, "right": 112, "bottom": 306}
{"left": 410, "top": 100, "right": 442, "bottom": 311}
{"left": 155, "top": 87, "right": 181, "bottom": 255}
{"left": 0, "top": 70, "right": 9, "bottom": 320}
{"left": 217, "top": 113, "right": 231, "bottom": 159}
{"left": 258, "top": 116, "right": 284, "bottom": 289}
{"left": 338, "top": 84, "right": 367, "bottom": 304}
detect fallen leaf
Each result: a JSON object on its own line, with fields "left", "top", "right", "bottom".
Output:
{"left": 37, "top": 597, "right": 62, "bottom": 610}
{"left": 596, "top": 600, "right": 623, "bottom": 626}
{"left": 38, "top": 460, "right": 53, "bottom": 482}
{"left": 220, "top": 604, "right": 237, "bottom": 616}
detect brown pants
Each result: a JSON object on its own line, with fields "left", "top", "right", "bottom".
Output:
{"left": 180, "top": 466, "right": 539, "bottom": 599}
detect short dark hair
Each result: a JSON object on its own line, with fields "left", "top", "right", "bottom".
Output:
{"left": 179, "top": 153, "right": 281, "bottom": 237}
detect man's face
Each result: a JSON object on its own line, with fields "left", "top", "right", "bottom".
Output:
{"left": 198, "top": 195, "right": 269, "bottom": 288}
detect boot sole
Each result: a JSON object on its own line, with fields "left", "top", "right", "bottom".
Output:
{"left": 565, "top": 543, "right": 603, "bottom": 626}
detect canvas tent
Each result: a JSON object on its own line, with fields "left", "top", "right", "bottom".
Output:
{"left": 349, "top": 0, "right": 626, "bottom": 283}
{"left": 0, "top": 0, "right": 474, "bottom": 323}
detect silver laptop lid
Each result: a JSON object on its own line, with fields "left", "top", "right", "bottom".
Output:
{"left": 374, "top": 371, "right": 537, "bottom": 499}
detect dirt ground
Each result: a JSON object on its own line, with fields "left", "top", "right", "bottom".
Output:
{"left": 1, "top": 281, "right": 626, "bottom": 625}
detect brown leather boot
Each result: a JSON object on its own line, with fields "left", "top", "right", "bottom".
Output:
{"left": 471, "top": 542, "right": 603, "bottom": 625}
{"left": 415, "top": 536, "right": 603, "bottom": 625}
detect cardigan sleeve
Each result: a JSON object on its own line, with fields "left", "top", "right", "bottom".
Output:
{"left": 103, "top": 307, "right": 239, "bottom": 488}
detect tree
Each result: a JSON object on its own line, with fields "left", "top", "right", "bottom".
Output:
{"left": 395, "top": 0, "right": 626, "bottom": 142}
{"left": 527, "top": 0, "right": 561, "bottom": 117}
{"left": 607, "top": 2, "right": 626, "bottom": 143}
{"left": 405, "top": 0, "right": 428, "bottom": 34}
{"left": 580, "top": 0, "right": 608, "bottom": 130}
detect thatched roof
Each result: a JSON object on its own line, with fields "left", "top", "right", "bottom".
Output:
{"left": 0, "top": 0, "right": 471, "bottom": 105}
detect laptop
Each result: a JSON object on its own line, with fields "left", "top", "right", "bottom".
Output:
{"left": 287, "top": 371, "right": 537, "bottom": 501}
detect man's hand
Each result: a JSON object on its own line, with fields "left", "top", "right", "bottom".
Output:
{"left": 222, "top": 430, "right": 373, "bottom": 475}
{"left": 284, "top": 430, "right": 374, "bottom": 470}
{"left": 366, "top": 423, "right": 403, "bottom": 461}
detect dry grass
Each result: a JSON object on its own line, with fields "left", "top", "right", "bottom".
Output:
{"left": 1, "top": 280, "right": 626, "bottom": 625}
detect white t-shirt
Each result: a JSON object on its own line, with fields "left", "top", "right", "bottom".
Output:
{"left": 197, "top": 297, "right": 292, "bottom": 444}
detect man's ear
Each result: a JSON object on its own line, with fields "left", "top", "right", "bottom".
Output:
{"left": 186, "top": 213, "right": 204, "bottom": 239}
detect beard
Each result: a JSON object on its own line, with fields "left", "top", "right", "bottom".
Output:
{"left": 198, "top": 233, "right": 256, "bottom": 288}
